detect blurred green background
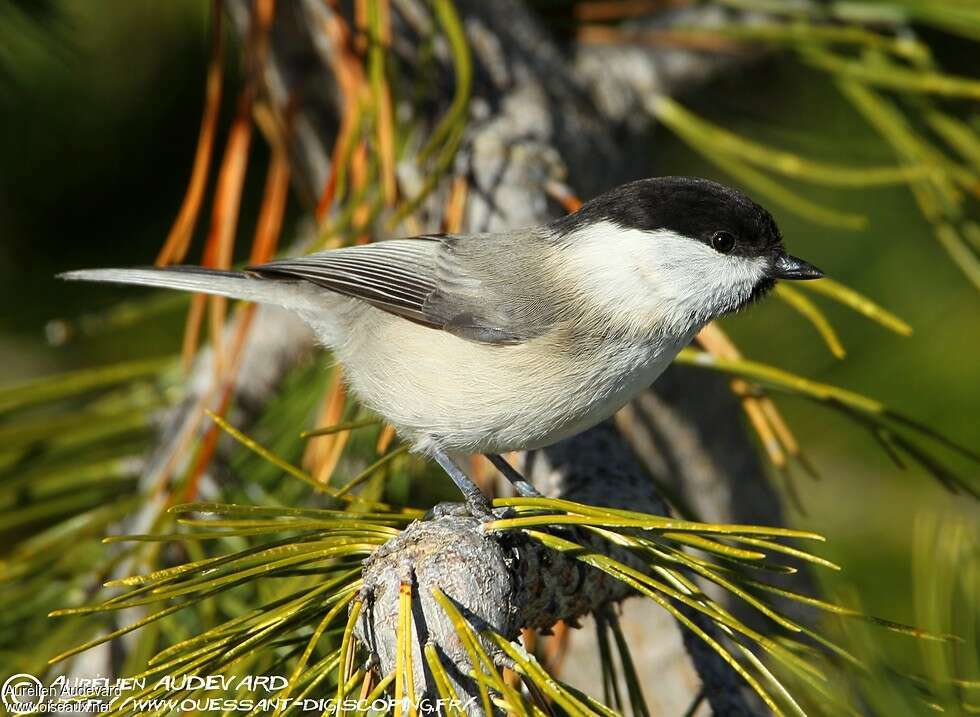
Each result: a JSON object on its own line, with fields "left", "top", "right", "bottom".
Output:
{"left": 0, "top": 0, "right": 977, "bottom": 700}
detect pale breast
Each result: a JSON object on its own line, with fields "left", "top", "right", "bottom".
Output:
{"left": 329, "top": 302, "right": 686, "bottom": 454}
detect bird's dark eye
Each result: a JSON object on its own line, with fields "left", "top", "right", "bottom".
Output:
{"left": 711, "top": 231, "right": 736, "bottom": 254}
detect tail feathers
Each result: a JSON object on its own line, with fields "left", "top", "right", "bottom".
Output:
{"left": 58, "top": 266, "right": 315, "bottom": 311}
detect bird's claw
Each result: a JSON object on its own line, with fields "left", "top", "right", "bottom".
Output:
{"left": 424, "top": 500, "right": 514, "bottom": 523}
{"left": 425, "top": 502, "right": 472, "bottom": 520}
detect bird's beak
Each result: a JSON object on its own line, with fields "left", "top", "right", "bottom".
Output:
{"left": 772, "top": 253, "right": 824, "bottom": 280}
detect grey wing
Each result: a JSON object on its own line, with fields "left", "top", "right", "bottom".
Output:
{"left": 249, "top": 233, "right": 558, "bottom": 344}
{"left": 423, "top": 232, "right": 560, "bottom": 343}
{"left": 251, "top": 237, "right": 442, "bottom": 326}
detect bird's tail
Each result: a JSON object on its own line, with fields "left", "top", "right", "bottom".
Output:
{"left": 58, "top": 266, "right": 319, "bottom": 312}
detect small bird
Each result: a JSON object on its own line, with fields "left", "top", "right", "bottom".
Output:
{"left": 61, "top": 177, "right": 823, "bottom": 518}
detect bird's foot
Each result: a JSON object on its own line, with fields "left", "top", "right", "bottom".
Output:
{"left": 424, "top": 500, "right": 514, "bottom": 523}
{"left": 486, "top": 453, "right": 542, "bottom": 497}
{"left": 425, "top": 502, "right": 472, "bottom": 520}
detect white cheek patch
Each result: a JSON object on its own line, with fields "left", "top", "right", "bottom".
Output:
{"left": 556, "top": 222, "right": 769, "bottom": 336}
{"left": 557, "top": 222, "right": 662, "bottom": 315}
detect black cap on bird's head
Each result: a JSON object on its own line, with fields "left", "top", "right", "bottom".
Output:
{"left": 553, "top": 176, "right": 824, "bottom": 293}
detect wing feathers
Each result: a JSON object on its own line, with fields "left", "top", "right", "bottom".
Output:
{"left": 249, "top": 239, "right": 441, "bottom": 325}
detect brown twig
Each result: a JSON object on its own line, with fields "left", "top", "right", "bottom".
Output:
{"left": 442, "top": 175, "right": 469, "bottom": 233}
{"left": 573, "top": 0, "right": 689, "bottom": 22}
{"left": 315, "top": 1, "right": 369, "bottom": 222}
{"left": 577, "top": 24, "right": 746, "bottom": 52}
{"left": 696, "top": 323, "right": 809, "bottom": 472}
{"left": 156, "top": 0, "right": 225, "bottom": 267}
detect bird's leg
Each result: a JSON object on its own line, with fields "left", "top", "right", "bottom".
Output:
{"left": 486, "top": 453, "right": 542, "bottom": 498}
{"left": 430, "top": 447, "right": 495, "bottom": 521}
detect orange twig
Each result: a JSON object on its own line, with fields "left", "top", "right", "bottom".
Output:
{"left": 250, "top": 149, "right": 291, "bottom": 265}
{"left": 183, "top": 0, "right": 276, "bottom": 372}
{"left": 316, "top": 101, "right": 361, "bottom": 221}
{"left": 171, "top": 3, "right": 288, "bottom": 499}
{"left": 353, "top": 0, "right": 370, "bottom": 56}
{"left": 574, "top": 0, "right": 687, "bottom": 22}
{"left": 201, "top": 94, "right": 253, "bottom": 375}
{"left": 179, "top": 126, "right": 290, "bottom": 498}
{"left": 577, "top": 24, "right": 745, "bottom": 52}
{"left": 324, "top": 1, "right": 368, "bottom": 91}
{"left": 168, "top": 0, "right": 224, "bottom": 372}
{"left": 540, "top": 620, "right": 572, "bottom": 676}
{"left": 304, "top": 368, "right": 351, "bottom": 485}
{"left": 252, "top": 0, "right": 277, "bottom": 63}
{"left": 696, "top": 323, "right": 802, "bottom": 470}
{"left": 152, "top": 2, "right": 284, "bottom": 503}
{"left": 373, "top": 0, "right": 397, "bottom": 206}
{"left": 181, "top": 294, "right": 208, "bottom": 373}
{"left": 741, "top": 392, "right": 786, "bottom": 468}
{"left": 442, "top": 175, "right": 469, "bottom": 233}
{"left": 695, "top": 322, "right": 739, "bottom": 359}
{"left": 545, "top": 180, "right": 583, "bottom": 213}
{"left": 375, "top": 83, "right": 397, "bottom": 206}
{"left": 521, "top": 628, "right": 538, "bottom": 659}
{"left": 316, "top": 2, "right": 369, "bottom": 221}
{"left": 350, "top": 140, "right": 371, "bottom": 217}
{"left": 470, "top": 455, "right": 493, "bottom": 494}
{"left": 759, "top": 396, "right": 814, "bottom": 476}
{"left": 376, "top": 424, "right": 397, "bottom": 454}
{"left": 156, "top": 0, "right": 225, "bottom": 267}
{"left": 180, "top": 304, "right": 259, "bottom": 501}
